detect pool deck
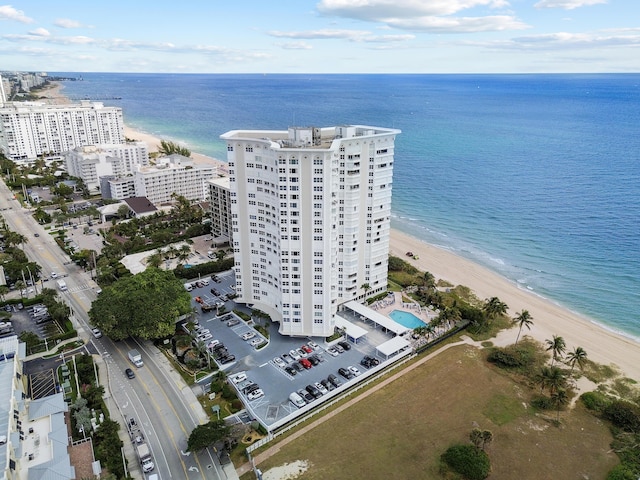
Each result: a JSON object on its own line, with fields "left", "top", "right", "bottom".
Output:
{"left": 370, "top": 291, "right": 439, "bottom": 323}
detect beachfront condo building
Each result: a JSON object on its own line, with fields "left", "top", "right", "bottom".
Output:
{"left": 208, "top": 176, "right": 233, "bottom": 241}
{"left": 65, "top": 142, "right": 149, "bottom": 194}
{"left": 0, "top": 100, "right": 124, "bottom": 162}
{"left": 133, "top": 154, "right": 217, "bottom": 206}
{"left": 220, "top": 125, "right": 400, "bottom": 337}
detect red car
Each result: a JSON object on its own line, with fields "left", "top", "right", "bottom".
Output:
{"left": 301, "top": 344, "right": 313, "bottom": 354}
{"left": 299, "top": 358, "right": 312, "bottom": 369}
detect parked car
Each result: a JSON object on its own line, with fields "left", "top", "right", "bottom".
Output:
{"left": 249, "top": 338, "right": 263, "bottom": 347}
{"left": 334, "top": 344, "right": 345, "bottom": 353}
{"left": 247, "top": 389, "right": 264, "bottom": 401}
{"left": 232, "top": 373, "right": 247, "bottom": 384}
{"left": 301, "top": 344, "right": 313, "bottom": 354}
{"left": 361, "top": 355, "right": 380, "bottom": 368}
{"left": 285, "top": 366, "right": 298, "bottom": 376}
{"left": 308, "top": 340, "right": 320, "bottom": 350}
{"left": 297, "top": 348, "right": 307, "bottom": 358}
{"left": 348, "top": 365, "right": 362, "bottom": 377}
{"left": 219, "top": 355, "right": 236, "bottom": 364}
{"left": 314, "top": 382, "right": 328, "bottom": 395}
{"left": 326, "top": 347, "right": 340, "bottom": 357}
{"left": 274, "top": 357, "right": 287, "bottom": 368}
{"left": 328, "top": 374, "right": 342, "bottom": 387}
{"left": 125, "top": 368, "right": 135, "bottom": 379}
{"left": 307, "top": 355, "right": 319, "bottom": 366}
{"left": 227, "top": 318, "right": 240, "bottom": 327}
{"left": 201, "top": 277, "right": 210, "bottom": 285}
{"left": 241, "top": 331, "right": 256, "bottom": 340}
{"left": 282, "top": 353, "right": 293, "bottom": 363}
{"left": 242, "top": 383, "right": 260, "bottom": 394}
{"left": 338, "top": 341, "right": 352, "bottom": 351}
{"left": 320, "top": 379, "right": 335, "bottom": 391}
{"left": 298, "top": 389, "right": 314, "bottom": 403}
{"left": 310, "top": 353, "right": 324, "bottom": 364}
{"left": 211, "top": 288, "right": 221, "bottom": 296}
{"left": 305, "top": 384, "right": 322, "bottom": 399}
{"left": 289, "top": 349, "right": 301, "bottom": 360}
{"left": 299, "top": 358, "right": 312, "bottom": 369}
{"left": 291, "top": 361, "right": 304, "bottom": 372}
{"left": 338, "top": 367, "right": 354, "bottom": 379}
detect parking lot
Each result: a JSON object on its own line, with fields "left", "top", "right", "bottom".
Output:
{"left": 183, "top": 272, "right": 409, "bottom": 430}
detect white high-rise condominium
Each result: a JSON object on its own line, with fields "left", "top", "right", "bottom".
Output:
{"left": 0, "top": 100, "right": 124, "bottom": 162}
{"left": 221, "top": 125, "right": 400, "bottom": 337}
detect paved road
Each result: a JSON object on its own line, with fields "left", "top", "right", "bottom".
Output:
{"left": 1, "top": 179, "right": 236, "bottom": 480}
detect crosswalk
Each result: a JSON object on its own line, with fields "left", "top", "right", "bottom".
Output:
{"left": 66, "top": 283, "right": 93, "bottom": 294}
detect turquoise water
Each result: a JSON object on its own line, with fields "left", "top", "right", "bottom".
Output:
{"left": 389, "top": 310, "right": 427, "bottom": 329}
{"left": 56, "top": 73, "right": 640, "bottom": 340}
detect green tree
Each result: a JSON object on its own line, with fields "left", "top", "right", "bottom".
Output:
{"left": 361, "top": 283, "right": 371, "bottom": 296}
{"left": 566, "top": 346, "right": 588, "bottom": 374}
{"left": 53, "top": 182, "right": 74, "bottom": 199}
{"left": 158, "top": 140, "right": 191, "bottom": 157}
{"left": 482, "top": 296, "right": 508, "bottom": 320}
{"left": 88, "top": 267, "right": 192, "bottom": 340}
{"left": 71, "top": 397, "right": 92, "bottom": 437}
{"left": 470, "top": 428, "right": 484, "bottom": 450}
{"left": 538, "top": 366, "right": 566, "bottom": 394}
{"left": 0, "top": 285, "right": 8, "bottom": 301}
{"left": 513, "top": 310, "right": 533, "bottom": 345}
{"left": 117, "top": 204, "right": 130, "bottom": 219}
{"left": 186, "top": 420, "right": 230, "bottom": 452}
{"left": 545, "top": 335, "right": 566, "bottom": 366}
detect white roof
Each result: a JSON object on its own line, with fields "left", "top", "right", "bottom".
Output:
{"left": 334, "top": 315, "right": 368, "bottom": 340}
{"left": 343, "top": 301, "right": 410, "bottom": 336}
{"left": 376, "top": 336, "right": 411, "bottom": 357}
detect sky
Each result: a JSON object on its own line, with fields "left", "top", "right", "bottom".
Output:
{"left": 0, "top": 0, "right": 638, "bottom": 73}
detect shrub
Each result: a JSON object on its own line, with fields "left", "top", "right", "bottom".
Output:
{"left": 441, "top": 444, "right": 491, "bottom": 480}
{"left": 487, "top": 348, "right": 524, "bottom": 368}
{"left": 580, "top": 391, "right": 611, "bottom": 413}
{"left": 606, "top": 463, "right": 638, "bottom": 480}
{"left": 604, "top": 400, "right": 640, "bottom": 433}
{"left": 221, "top": 384, "right": 235, "bottom": 400}
{"left": 531, "top": 395, "right": 554, "bottom": 410}
{"left": 230, "top": 399, "right": 243, "bottom": 413}
{"left": 210, "top": 381, "right": 223, "bottom": 393}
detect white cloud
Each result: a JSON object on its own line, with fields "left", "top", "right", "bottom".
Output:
{"left": 279, "top": 42, "right": 313, "bottom": 50}
{"left": 267, "top": 28, "right": 415, "bottom": 43}
{"left": 54, "top": 18, "right": 84, "bottom": 29}
{"left": 317, "top": 0, "right": 510, "bottom": 19}
{"left": 534, "top": 0, "right": 607, "bottom": 10}
{"left": 386, "top": 15, "right": 528, "bottom": 32}
{"left": 28, "top": 27, "right": 50, "bottom": 37}
{"left": 0, "top": 4, "right": 33, "bottom": 23}
{"left": 473, "top": 29, "right": 640, "bottom": 50}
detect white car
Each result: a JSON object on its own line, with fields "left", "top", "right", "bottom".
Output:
{"left": 249, "top": 338, "right": 263, "bottom": 347}
{"left": 274, "top": 357, "right": 286, "bottom": 368}
{"left": 198, "top": 333, "right": 213, "bottom": 342}
{"left": 201, "top": 277, "right": 210, "bottom": 285}
{"left": 348, "top": 365, "right": 362, "bottom": 377}
{"left": 289, "top": 349, "right": 301, "bottom": 360}
{"left": 314, "top": 382, "right": 328, "bottom": 395}
{"left": 232, "top": 373, "right": 247, "bottom": 384}
{"left": 308, "top": 340, "right": 319, "bottom": 350}
{"left": 326, "top": 347, "right": 340, "bottom": 357}
{"left": 50, "top": 272, "right": 58, "bottom": 279}
{"left": 241, "top": 331, "right": 256, "bottom": 341}
{"left": 247, "top": 388, "right": 264, "bottom": 401}
{"left": 91, "top": 328, "right": 103, "bottom": 338}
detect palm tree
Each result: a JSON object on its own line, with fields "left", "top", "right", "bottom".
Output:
{"left": 550, "top": 388, "right": 569, "bottom": 422}
{"left": 538, "top": 366, "right": 566, "bottom": 394}
{"left": 566, "top": 346, "right": 588, "bottom": 374}
{"left": 422, "top": 271, "right": 436, "bottom": 290}
{"left": 0, "top": 285, "right": 9, "bottom": 302}
{"left": 469, "top": 428, "right": 483, "bottom": 450}
{"left": 545, "top": 335, "right": 566, "bottom": 366}
{"left": 482, "top": 297, "right": 508, "bottom": 322}
{"left": 481, "top": 430, "right": 493, "bottom": 451}
{"left": 513, "top": 310, "right": 533, "bottom": 345}
{"left": 178, "top": 244, "right": 191, "bottom": 265}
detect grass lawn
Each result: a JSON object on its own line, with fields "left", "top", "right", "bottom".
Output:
{"left": 247, "top": 345, "right": 617, "bottom": 479}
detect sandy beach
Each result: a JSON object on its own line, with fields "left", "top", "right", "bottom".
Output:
{"left": 45, "top": 81, "right": 639, "bottom": 382}
{"left": 390, "top": 229, "right": 640, "bottom": 381}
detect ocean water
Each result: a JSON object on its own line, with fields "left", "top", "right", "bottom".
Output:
{"left": 56, "top": 73, "right": 640, "bottom": 340}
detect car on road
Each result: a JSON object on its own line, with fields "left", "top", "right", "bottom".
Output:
{"left": 348, "top": 365, "right": 362, "bottom": 377}
{"left": 285, "top": 366, "right": 298, "bottom": 376}
{"left": 274, "top": 357, "right": 287, "bottom": 368}
{"left": 34, "top": 233, "right": 39, "bottom": 237}
{"left": 125, "top": 368, "right": 135, "bottom": 379}
{"left": 227, "top": 318, "right": 240, "bottom": 327}
{"left": 338, "top": 341, "right": 352, "bottom": 351}
{"left": 50, "top": 272, "right": 58, "bottom": 279}
{"left": 241, "top": 331, "right": 256, "bottom": 340}
{"left": 326, "top": 347, "right": 340, "bottom": 357}
{"left": 91, "top": 327, "right": 103, "bottom": 338}
{"left": 338, "top": 367, "right": 354, "bottom": 379}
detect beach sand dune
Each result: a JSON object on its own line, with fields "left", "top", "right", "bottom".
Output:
{"left": 390, "top": 229, "right": 640, "bottom": 381}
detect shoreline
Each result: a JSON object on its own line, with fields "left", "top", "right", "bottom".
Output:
{"left": 45, "top": 81, "right": 640, "bottom": 381}
{"left": 389, "top": 229, "right": 640, "bottom": 381}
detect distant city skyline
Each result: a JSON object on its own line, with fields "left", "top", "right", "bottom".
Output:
{"left": 1, "top": 0, "right": 638, "bottom": 74}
